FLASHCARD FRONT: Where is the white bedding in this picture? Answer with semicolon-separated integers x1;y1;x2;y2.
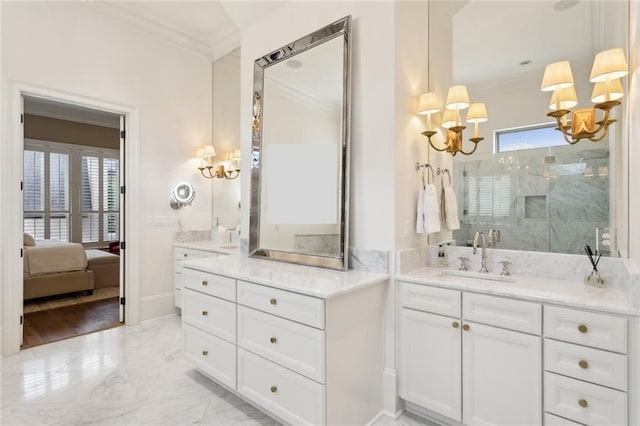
24;239;88;277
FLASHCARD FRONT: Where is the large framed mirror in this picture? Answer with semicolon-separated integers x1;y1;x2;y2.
249;16;351;270
428;0;629;257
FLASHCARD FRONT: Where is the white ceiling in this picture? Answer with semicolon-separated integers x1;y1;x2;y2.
451;0;610;86
101;1;285;61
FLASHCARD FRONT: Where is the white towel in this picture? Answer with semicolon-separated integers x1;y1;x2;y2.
416;186;425;234
443;186;460;230
423;184;441;234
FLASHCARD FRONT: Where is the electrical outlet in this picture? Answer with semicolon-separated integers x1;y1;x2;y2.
596;227;615;254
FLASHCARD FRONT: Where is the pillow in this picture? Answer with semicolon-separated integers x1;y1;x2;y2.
23;233;36;246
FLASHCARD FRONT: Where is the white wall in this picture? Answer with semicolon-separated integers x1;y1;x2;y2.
239;1;396;253
1;2;213;324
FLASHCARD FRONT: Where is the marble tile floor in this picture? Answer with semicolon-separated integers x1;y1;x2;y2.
1;315;431;426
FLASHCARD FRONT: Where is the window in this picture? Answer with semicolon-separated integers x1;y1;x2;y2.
496;123;565;153
81;155;119;243
24;140;118;246
465;174;511;222
23;149;70;241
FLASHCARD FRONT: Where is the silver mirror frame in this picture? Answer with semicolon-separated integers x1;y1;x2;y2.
249;16;352;270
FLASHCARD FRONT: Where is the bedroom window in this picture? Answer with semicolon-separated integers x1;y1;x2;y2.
24;140;119;247
23;150;70;241
81;155;119;244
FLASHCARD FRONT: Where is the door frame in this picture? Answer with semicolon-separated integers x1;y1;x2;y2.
1;81;141;356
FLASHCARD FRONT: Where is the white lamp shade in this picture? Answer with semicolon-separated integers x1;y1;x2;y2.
549;87;578;110
202;144;216;157
418;92;440;115
541;61;574;92
232;149;241;160
591;79;624;103
441;109;458;129
467;103;488;123
590;48;628;83
445;85;470;110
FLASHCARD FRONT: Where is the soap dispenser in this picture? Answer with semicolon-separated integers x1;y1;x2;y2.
437;244;447;267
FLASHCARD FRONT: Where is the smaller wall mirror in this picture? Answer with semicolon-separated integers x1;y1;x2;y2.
170;182;195;209
249;16;351;270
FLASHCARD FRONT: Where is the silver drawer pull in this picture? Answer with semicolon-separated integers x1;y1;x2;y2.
270;336;277;344
578;360;589;369
578;324;588;333
202;350;208;356
270;385;277;393
270;298;277;305
578;399;588;408
202;310;208;316
202;280;208;286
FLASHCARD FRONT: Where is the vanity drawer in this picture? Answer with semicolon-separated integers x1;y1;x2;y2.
544;412;584;426
237;306;325;383
182;288;236;343
399;282;461;317
545;339;627;391
184;323;236;391
463;292;541;335
544;372;627;426
183;269;236;302
544;306;627;353
237;281;325;329
175;247;213;261
237;348;325;426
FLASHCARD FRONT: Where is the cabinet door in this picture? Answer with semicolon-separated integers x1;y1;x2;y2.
399;308;461;422
462;322;541;426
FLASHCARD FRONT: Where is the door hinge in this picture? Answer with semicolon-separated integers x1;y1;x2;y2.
120;130;126;139
20;114;24;124
120;241;126;250
20;315;23;325
120;185;125;195
20;248;23;258
20;181;23;191
120;297;126;306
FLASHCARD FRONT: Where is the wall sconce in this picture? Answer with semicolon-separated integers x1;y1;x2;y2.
541;48;628;145
418;85;488;156
197;145;241;180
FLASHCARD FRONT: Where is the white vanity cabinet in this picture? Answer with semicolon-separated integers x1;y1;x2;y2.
399;282;542;426
174;247;217;308
182;264;387;425
543;305;628;425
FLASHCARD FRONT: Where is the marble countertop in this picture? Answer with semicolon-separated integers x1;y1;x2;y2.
174;240;241;255
398;267;640;316
181;255;389;299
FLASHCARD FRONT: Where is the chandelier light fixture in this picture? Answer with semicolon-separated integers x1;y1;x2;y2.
541;48;628;144
418;85;488;156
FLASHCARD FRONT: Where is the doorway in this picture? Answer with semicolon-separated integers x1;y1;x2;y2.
20;97;125;348
1;82;143;357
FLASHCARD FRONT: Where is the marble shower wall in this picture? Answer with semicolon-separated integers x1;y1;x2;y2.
452;146;610;255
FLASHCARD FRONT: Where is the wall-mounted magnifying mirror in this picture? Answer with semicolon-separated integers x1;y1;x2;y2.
249;16;352;270
170;182;195;209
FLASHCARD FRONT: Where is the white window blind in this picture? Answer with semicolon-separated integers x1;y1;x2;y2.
24;150;45;239
24;140;119;247
23;149;69;241
103;158;119;241
465;174;511;220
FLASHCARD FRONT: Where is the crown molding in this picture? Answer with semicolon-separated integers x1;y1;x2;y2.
97;1;240;61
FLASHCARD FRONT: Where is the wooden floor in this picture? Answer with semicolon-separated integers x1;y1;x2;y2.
22;297;122;349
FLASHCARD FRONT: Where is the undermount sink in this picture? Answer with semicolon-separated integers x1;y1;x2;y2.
436;269;516;283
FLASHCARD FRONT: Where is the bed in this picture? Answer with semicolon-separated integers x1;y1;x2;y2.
23;238;94;300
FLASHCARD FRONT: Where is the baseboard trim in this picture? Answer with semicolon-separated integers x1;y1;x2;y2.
405;401;462;426
140;291;177;321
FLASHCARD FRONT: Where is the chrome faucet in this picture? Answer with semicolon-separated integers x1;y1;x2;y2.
487;229;500;248
473;231;489;273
